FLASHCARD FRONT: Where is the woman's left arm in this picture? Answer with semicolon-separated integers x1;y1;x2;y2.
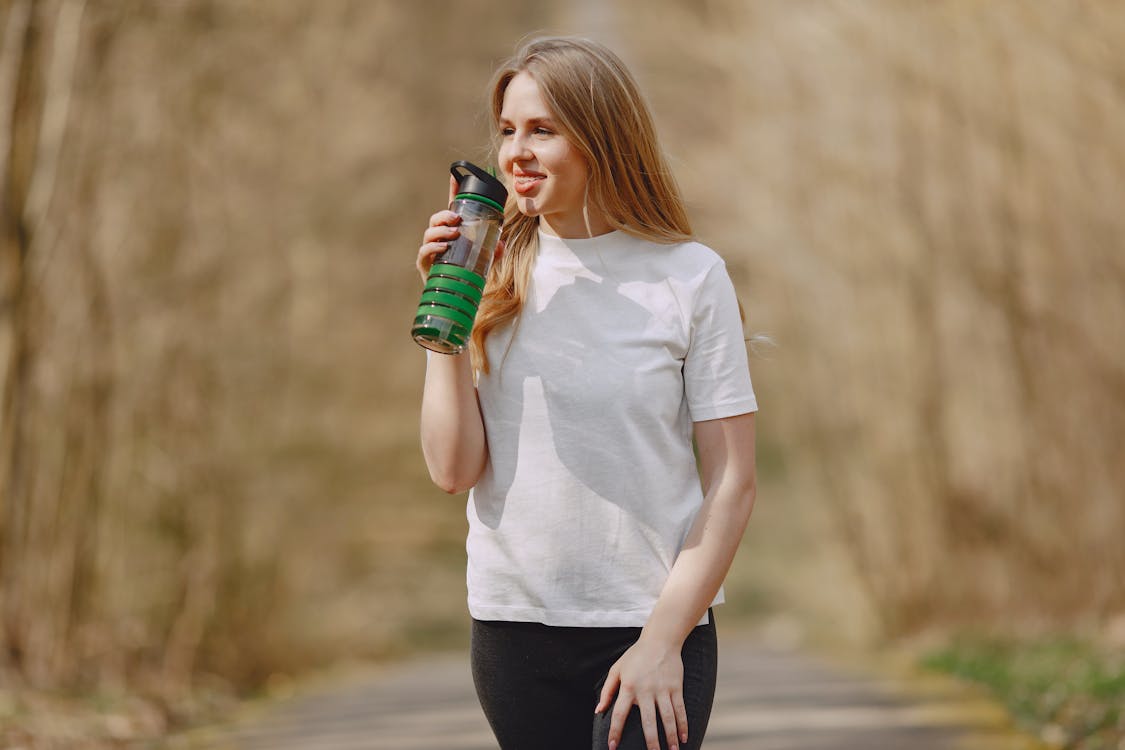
596;411;757;750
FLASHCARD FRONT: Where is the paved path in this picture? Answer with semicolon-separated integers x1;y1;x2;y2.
176;636;1031;750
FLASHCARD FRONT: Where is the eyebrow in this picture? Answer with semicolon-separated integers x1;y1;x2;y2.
498;115;556;126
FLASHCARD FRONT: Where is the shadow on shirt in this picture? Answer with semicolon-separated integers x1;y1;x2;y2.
473;270;693;530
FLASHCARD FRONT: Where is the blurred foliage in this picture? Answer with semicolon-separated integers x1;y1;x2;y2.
923;637;1125;749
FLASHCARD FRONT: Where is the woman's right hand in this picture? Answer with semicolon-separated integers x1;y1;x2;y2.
416;176;461;283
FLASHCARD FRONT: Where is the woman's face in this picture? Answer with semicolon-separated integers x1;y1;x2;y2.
498;72;606;238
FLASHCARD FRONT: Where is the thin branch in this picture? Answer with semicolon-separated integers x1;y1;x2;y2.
0;0;33;198
23;0;86;242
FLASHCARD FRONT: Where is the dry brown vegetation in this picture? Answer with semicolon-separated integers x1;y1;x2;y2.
0;0;1122;743
671;0;1125;636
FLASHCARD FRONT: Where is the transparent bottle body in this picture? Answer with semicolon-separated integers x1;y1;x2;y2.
412;197;503;355
441;198;502;277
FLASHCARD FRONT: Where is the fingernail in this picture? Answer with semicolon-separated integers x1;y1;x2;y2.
608;743;616;750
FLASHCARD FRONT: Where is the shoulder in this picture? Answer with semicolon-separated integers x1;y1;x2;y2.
622;235;727;280
668;240;726;273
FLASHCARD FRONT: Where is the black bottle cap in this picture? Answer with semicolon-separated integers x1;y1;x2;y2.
451;160;508;211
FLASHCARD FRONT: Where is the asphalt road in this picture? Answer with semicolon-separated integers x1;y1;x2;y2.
176;635;1033;750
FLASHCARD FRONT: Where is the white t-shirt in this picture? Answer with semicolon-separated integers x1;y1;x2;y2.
465;230;757;627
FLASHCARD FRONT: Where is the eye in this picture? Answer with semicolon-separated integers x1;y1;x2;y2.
533;126;553;136
500;126;515;137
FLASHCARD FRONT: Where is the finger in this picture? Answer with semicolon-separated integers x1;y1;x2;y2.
595;669;619;714
672;689;689;746
416;242;449;278
428;209;462;228
657;694;679;750
422;223;460;244
639;698;660;750
608;690;632;750
448;174;458;205
493;237;505;263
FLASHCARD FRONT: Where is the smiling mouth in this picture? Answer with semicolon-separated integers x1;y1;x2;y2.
513;173;545;195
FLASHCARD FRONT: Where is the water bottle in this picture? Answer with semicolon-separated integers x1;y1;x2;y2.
412;160;508;355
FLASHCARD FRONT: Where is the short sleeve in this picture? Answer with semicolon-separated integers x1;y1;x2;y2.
683;261;758;422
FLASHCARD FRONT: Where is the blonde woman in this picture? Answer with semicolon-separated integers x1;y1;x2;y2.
416;36;758;750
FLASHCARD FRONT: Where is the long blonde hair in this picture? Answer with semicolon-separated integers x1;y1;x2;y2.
470;36;693;373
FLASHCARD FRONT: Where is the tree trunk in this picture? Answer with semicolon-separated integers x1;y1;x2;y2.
0;0;38;677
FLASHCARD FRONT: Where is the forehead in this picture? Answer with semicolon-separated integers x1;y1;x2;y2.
499;71;553;121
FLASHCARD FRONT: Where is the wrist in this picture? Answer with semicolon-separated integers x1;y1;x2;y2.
637;623;687;653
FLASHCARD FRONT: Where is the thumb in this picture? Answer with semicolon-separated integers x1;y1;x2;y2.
448;175;458;206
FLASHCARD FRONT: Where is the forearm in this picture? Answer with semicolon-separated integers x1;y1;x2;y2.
641;473;756;648
420;351;488;493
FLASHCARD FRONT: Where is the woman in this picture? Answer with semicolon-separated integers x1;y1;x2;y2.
416;36;758;750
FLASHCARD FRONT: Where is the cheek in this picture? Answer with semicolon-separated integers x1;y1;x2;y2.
557;145;588;181
497;143;515;173
557;156;589;194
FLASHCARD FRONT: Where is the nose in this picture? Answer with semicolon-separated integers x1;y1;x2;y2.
509;130;533;161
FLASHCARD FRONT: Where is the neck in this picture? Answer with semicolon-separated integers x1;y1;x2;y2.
539;207;614;239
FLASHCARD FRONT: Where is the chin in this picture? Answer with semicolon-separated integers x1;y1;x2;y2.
517;197;542;217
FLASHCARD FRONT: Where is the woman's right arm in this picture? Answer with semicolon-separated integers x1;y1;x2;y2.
416;195;489;494
420;350;487;494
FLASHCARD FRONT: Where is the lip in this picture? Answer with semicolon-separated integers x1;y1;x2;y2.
512;172;546;195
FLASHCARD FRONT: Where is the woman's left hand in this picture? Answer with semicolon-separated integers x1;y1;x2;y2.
595;636;688;750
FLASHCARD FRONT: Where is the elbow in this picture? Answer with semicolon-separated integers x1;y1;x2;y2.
427;456;485;495
742;479;757;522
421;437;486;495
702;470;757;524
729;475;757;527
432;473;474;495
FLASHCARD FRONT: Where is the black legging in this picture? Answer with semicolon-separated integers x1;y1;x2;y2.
471;612;718;749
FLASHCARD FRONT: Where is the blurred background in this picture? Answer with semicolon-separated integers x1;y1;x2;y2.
1;0;1123;746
